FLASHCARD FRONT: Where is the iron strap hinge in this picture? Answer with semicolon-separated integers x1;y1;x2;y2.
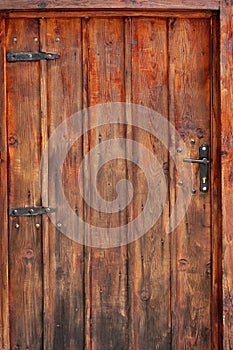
9;207;56;217
6;51;60;62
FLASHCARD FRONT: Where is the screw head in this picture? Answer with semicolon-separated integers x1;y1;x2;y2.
29;208;34;214
191;139;195;145
203;187;207;192
46;207;51;213
55;37;61;42
36;223;40;229
13;37;17;42
202;146;207;151
34;37;39;42
177;148;182;153
192;189;196;194
178;180;184;186
57;222;62;228
15;223;20;229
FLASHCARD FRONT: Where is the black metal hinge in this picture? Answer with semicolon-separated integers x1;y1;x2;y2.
7;51;60;62
9;206;56;217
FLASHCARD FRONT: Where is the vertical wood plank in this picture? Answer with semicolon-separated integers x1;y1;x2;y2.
211;14;222;350
221;1;233;349
169;18;212;349
0;16;10;350
82;17;92;350
6;18;43;349
87;17;128;350
45;18;85;350
39;17;52;350
128;17;171;349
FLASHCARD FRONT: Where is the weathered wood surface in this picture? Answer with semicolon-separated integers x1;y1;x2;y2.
0;0;220;10
0;16;9;350
211;15;222;350
45;18;85;349
169;18;212;349
128;17;171;349
221;1;233;349
86;17;128;350
5;10;216;18
1;12;221;350
6;18;43;349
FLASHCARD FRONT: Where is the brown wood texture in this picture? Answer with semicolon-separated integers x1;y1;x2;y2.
221;1;233;349
128;17;171;349
87;17;128;350
211;14;222;350
0;16;9;350
0;0;220;10
168;18;212;349
6;18;43;349
2;12;222;350
45;18;85;349
5;10;215;19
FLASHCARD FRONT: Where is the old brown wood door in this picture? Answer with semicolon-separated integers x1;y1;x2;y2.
2;10;221;350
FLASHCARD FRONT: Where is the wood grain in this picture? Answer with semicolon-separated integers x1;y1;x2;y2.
221;1;233;349
0;16;9;350
6;10;215;19
86;17;128;350
1;11;223;350
211;14;222;350
128;17;171;349
169;18;212;349
0;0;220;10
45;18;85;349
6;18;43;349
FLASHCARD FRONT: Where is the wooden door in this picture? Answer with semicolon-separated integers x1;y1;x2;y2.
1;11;221;350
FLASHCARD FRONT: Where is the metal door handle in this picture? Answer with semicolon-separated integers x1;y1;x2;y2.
183;144;209;193
183;158;209;165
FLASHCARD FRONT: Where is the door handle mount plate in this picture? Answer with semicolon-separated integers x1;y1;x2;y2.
183;144;209;193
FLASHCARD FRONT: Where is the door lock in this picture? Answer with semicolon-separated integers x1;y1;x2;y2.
183;144;210;193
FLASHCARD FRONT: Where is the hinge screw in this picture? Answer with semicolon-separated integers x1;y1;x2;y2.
203;187;207;192
29;208;34;214
13;209;18;215
46;207;51;213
